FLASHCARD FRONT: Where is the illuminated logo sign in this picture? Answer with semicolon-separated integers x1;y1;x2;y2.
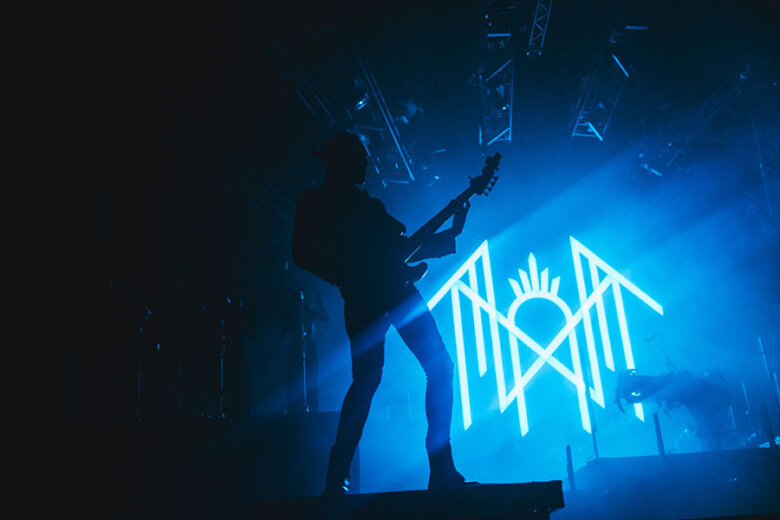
427;237;663;435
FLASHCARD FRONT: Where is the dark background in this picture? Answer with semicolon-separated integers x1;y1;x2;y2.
7;0;779;507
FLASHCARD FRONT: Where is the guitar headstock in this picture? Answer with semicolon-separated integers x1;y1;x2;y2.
469;153;501;196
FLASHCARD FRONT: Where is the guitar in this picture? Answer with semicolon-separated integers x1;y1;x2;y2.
382;153;501;302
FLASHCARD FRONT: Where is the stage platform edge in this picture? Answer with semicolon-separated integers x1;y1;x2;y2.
255;481;564;520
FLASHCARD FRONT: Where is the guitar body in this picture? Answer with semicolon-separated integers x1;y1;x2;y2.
403;261;429;284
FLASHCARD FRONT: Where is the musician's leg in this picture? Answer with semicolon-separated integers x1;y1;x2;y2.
334;335;384;454
394;290;454;455
395;289;471;488
325;311;388;494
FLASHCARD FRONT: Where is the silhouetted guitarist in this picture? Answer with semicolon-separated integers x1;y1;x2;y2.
293;133;481;495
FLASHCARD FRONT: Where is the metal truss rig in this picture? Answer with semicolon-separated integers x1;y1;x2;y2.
478;0;519;148
571;26;646;141
351;43;415;184
265;33;415;184
571;53;629;141
526;0;554;57
265;37;335;128
646;63;752;175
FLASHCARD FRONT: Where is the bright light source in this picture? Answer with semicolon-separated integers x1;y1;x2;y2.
428;237;663;435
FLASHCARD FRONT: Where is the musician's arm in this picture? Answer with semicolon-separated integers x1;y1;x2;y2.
410;201;470;260
413;231;457;259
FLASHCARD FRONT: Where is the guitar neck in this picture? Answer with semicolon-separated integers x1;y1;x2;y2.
408;186;474;246
403;153;500;262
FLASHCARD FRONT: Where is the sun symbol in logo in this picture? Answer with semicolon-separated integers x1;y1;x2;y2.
506;253;588;435
507;253;572;323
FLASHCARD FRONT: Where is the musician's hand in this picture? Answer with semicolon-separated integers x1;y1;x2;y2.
452;201;470;235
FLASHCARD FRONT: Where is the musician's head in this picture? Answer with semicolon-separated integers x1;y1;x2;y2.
315;132;368;186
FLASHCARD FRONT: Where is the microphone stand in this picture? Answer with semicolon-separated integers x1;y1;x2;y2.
217;296;231;419
299;291;310;414
136;306;152;423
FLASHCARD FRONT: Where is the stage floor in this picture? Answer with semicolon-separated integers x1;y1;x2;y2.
256;481;564;520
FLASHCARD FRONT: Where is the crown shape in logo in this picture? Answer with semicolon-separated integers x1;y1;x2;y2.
508;253;561;300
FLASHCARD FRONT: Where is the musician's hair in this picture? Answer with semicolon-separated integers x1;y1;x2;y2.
313;133;367;184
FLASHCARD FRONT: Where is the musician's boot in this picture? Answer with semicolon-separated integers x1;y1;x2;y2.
427;442;477;490
323;443;353;496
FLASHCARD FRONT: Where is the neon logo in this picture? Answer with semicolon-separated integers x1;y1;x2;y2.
427;237;663;435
